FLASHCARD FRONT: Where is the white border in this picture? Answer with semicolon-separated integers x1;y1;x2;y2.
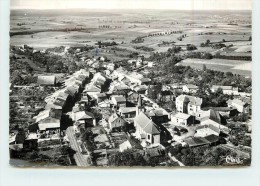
1;0;259;186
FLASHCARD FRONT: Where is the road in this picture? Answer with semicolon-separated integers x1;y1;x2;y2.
66;126;90;167
168;153;185;166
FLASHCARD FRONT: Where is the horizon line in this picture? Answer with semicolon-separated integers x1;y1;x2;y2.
10;8;252;11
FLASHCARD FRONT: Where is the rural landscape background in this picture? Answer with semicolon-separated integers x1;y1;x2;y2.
10;9;251;76
9;6;252;167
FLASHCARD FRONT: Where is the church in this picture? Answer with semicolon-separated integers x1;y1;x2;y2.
134;95;161;146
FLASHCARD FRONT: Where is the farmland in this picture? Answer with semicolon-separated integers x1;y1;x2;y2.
178;58;251;77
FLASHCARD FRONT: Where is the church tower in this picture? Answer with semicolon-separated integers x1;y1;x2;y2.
136;94;145;116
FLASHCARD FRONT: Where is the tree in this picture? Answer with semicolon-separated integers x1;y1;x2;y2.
108;149;147;166
203;64;207;71
204;52;213;59
46;64;50;72
186;44;197;51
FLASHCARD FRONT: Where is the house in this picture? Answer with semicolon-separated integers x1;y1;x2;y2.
108;113;126;131
119;140;132;152
199;109;229;134
93;93;107;103
84;85;101;97
134;112;160;145
107;63;115;71
201;107;238;118
170;83;183;90
73;69;90;79
147;108;169;123
37;75;56;86
147;61;154;67
118;76;131;86
93;72;106;83
127;91;139;103
118;107;136;118
64;76;84;89
128;59;136;65
184;135;219;148
9;130;26;145
159;90;174;102
94;79;106;89
194;124;220;137
98;100;111;109
183;84;198;93
65;85;78;99
111;84;131;95
175;95;202;115
139;78;151;85
111;95;126;107
136;59;143;67
227;99;250;113
9;83;13;93
34;109;62;131
45;102;63;111
72;111;96;128
211;85;239;95
171;112;194;126
45;91;70;111
133;85;148;94
125;72;144;85
104;69;111;76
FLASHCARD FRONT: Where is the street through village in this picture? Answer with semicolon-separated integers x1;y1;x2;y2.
66;126;90;167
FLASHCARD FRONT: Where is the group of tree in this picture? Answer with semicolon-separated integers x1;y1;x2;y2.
186;44;197;51
96;41;118;48
166;144;250;166
131;37;144;43
108;149;178;167
80;127;96;152
186;51;213;59
177;34;187;41
99;25;111;28
147;83;163;101
147;48;251;93
200;39;211;47
133;46;154;52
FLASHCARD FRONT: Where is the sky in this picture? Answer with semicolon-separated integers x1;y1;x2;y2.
10;0;252;10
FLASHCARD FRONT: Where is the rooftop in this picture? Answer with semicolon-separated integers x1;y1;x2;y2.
185;84;198;89
108;113;120;124
112;95;126;102
37;76;56;85
200;109;222;124
74;111;95;121
212;85;233;90
119;107;136;114
135;112;160;135
173;112;191;120
176;95;202;106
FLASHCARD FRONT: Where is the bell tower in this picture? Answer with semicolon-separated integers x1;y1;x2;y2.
136;94;145;116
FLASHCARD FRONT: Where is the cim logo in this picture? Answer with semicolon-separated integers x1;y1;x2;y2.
226;155;243;164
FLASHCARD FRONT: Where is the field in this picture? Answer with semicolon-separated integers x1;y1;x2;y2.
178;58;251;77
10;9;251;49
10;9;252;74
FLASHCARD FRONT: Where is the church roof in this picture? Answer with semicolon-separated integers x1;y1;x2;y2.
135;112;160;135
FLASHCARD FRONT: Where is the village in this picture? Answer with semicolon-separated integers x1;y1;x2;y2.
8;42;252;167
